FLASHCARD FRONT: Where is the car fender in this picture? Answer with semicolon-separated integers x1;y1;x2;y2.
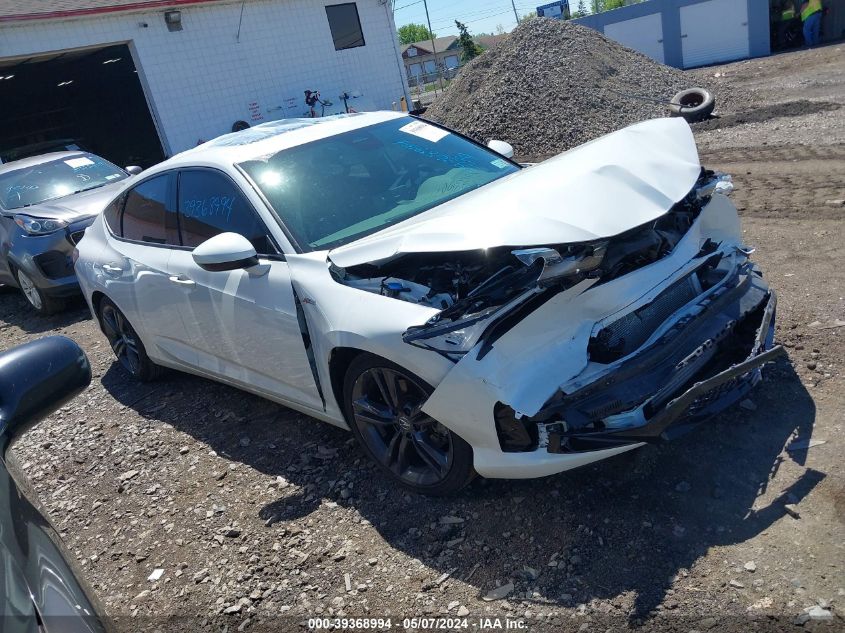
286;252;457;419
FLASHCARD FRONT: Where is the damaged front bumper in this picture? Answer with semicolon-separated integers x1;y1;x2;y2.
421;235;781;479
543;281;780;453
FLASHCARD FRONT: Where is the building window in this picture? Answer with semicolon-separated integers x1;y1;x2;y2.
407;47;417;57
325;3;365;50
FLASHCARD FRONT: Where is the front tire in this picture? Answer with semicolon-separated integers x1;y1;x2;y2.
16;269;64;315
343;353;475;495
98;297;163;382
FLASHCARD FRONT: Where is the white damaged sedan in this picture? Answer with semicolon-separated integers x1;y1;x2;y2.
74;112;781;495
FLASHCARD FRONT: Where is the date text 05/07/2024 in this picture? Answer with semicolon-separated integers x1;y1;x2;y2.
307;617;528;630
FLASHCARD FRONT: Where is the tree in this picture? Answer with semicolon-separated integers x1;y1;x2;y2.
455;20;483;62
572;0;588;18
397;23;436;45
521;11;537;21
590;0;644;12
475;25;505;37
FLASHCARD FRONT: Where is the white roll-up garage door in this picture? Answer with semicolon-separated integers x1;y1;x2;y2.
604;13;665;64
680;0;750;68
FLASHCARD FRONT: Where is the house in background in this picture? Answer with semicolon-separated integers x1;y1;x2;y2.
0;0;411;166
401;34;506;85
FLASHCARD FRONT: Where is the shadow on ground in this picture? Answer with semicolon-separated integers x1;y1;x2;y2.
0;290;90;335
692;100;840;132
101;355;818;623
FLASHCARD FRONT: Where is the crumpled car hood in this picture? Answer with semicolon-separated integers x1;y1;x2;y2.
328;118;701;268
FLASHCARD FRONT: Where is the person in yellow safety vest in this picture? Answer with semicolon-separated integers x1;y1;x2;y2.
801;0;823;47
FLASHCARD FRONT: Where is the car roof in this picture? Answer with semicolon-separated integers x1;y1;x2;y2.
162;111;409;170
0;151;91;175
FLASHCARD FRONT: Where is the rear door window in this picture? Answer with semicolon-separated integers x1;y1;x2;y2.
177;169;276;254
122;174;178;244
103;196;124;236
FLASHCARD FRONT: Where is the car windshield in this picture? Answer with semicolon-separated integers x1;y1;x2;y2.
0;153;127;211
238;118;519;251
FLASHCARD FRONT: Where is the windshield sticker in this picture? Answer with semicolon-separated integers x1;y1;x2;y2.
105;174;122;180
399;121;450;143
64;157;94;169
491;158;510;169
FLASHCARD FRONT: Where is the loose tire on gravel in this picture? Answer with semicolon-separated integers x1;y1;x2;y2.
98;297;164;382
669;88;716;122
342;353;475;495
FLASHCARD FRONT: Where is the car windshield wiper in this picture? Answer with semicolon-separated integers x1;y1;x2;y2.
72;182;111;195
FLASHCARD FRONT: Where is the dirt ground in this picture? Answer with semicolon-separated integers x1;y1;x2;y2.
3;45;844;632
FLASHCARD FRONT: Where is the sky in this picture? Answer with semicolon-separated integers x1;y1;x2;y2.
392;0;548;38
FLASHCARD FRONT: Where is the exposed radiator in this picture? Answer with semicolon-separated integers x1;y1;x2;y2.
589;274;701;363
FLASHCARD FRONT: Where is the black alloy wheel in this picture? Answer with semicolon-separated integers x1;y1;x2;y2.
98;297;162;381
343;354;474;495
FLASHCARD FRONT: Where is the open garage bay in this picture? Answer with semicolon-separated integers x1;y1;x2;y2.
0;43;164;167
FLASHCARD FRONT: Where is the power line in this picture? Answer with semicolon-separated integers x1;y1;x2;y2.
427;5;515;23
430;8;514;29
397;1;524;31
429;5;516;23
393;0;424;11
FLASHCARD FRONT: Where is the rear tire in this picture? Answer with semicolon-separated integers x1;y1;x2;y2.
669;88;716;122
16;269;64;315
98;297;163;382
342;353;475;496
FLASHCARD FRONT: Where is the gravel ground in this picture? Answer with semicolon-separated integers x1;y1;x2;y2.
3;44;845;632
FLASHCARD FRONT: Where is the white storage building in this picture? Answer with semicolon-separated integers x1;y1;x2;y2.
570;0;775;69
0;0;411;167
572;0;844;69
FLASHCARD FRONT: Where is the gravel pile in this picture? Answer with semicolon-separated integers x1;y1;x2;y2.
426;18;724;159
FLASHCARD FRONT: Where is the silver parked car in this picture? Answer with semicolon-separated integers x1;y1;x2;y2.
0;152;136;314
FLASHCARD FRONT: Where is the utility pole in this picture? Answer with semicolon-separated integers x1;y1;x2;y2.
422;0;444;94
511;0;520;25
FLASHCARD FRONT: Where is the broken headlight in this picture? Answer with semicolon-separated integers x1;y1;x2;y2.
403;245;606;359
403;306;504;360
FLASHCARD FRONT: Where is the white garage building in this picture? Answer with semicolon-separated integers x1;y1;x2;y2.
573;0;773;69
0;0;410;166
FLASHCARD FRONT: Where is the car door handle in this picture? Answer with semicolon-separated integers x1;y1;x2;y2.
169;275;196;287
102;264;123;275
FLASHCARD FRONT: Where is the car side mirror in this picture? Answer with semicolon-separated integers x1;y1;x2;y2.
192;232;259;272
125;165;143;175
487;140;514;159
0;337;91;445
